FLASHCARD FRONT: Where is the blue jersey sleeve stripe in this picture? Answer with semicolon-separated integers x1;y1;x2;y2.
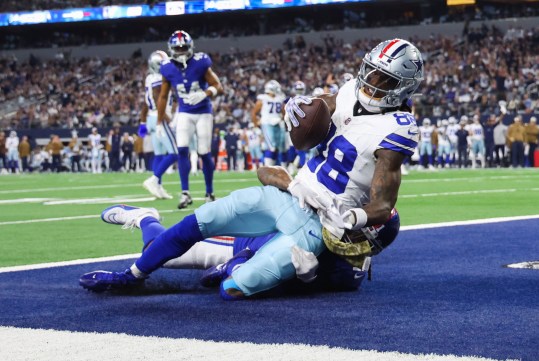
378;141;415;156
386;133;418;148
151;81;162;87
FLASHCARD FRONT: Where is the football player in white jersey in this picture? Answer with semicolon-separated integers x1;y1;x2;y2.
436;119;451;168
141;50;177;200
469;115;485;168
446;116;459;165
88;127;102;174
251;80;286;166
78;39;424;301
418;118;435;170
245;123;263;170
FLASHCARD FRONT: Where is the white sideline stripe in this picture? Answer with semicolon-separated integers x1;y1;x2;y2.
44;196;157;205
0;198;55;204
0;326;502;361
0;178;254;194
399;188;520;198
0;209;183;226
2;214;539;274
404;174;538;183
400;214;539;231
0;254;141;273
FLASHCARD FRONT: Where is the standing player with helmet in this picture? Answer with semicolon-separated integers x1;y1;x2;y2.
79;39;423;301
141;50;177;200
157;30;223;209
251;80;286;166
418;118;435;169
88;127;102;174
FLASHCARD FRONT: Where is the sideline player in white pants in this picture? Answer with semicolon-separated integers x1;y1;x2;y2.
141;50;178;199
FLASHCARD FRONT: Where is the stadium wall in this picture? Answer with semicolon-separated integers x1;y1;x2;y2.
2;16;537;60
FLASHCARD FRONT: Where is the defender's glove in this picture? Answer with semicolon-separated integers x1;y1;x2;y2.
342;208;368;231
138;123;148;138
155;124;165;138
185;90;207;105
288;177;332;211
284;95;312;131
291;245;318;283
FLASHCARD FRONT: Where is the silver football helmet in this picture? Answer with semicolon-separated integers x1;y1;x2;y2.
148;50;169;74
312;87;324;97
264;80;281;95
356;39;423;112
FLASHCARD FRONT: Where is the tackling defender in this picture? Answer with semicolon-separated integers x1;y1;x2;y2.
80;167;401;296
157;30;223;209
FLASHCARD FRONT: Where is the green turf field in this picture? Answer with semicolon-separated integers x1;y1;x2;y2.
1;168;538;267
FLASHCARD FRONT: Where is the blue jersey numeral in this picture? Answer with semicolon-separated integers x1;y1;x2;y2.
306;134;358;194
393;113;416;125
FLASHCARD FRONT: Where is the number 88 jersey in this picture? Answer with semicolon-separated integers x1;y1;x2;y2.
294;81;419;210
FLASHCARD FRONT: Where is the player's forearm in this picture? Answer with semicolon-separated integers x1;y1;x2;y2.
257;166;293;191
140;103;148;123
157;97;167;123
362;151;402;226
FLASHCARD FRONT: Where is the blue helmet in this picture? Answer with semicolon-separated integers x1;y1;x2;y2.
168;30;194;66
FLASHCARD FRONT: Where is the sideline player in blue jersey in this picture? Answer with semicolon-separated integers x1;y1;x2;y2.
140;50;177;200
157;30;223;209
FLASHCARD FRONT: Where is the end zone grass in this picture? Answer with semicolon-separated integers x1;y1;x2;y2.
0;168;538;267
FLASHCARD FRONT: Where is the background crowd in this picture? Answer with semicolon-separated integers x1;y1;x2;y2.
0;1;537;173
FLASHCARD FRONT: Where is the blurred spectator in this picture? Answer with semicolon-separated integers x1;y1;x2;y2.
109;125;122;172
133;133;144;172
68;130;83;172
493;117;508;167
47;134;63;172
121;132;134;172
456;121;469;168
0;131;6;173
525;116;538;167
507;115;526;168
18;135;31;172
224;126;239;171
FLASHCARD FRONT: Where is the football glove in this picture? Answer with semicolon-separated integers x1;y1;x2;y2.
138;123;148;138
155;124;165;138
284;95;312;131
185;90;207;105
288;177;333;211
291;245;318;283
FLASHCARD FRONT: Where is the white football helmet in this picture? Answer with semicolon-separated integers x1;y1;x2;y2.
422;118;431;126
356;38;423;112
312;87;324;97
264;80;281;95
148;50;169;74
341;72;354;85
168;30;194;67
293;80;306;95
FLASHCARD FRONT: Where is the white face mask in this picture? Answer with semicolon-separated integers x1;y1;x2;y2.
357;87;383;113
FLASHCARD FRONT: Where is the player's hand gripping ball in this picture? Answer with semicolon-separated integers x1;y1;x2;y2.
284;95;332;151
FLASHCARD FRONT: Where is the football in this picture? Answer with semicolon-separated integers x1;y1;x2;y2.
289;97;332;151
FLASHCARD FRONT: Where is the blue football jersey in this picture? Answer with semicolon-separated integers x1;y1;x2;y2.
160;52;212;114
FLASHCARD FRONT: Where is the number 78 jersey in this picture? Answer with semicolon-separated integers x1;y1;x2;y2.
294;81;418;210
